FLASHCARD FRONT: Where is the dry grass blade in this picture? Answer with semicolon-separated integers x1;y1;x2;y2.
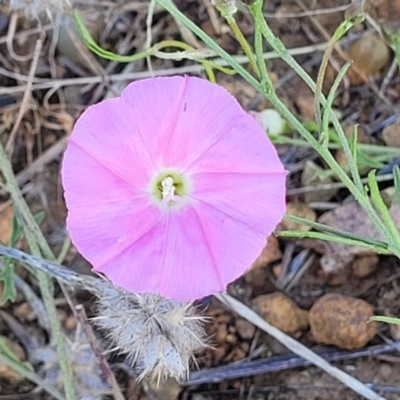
215;292;386;400
74;304;124;400
0;42;331;95
15;137;68;187
5;38;42;155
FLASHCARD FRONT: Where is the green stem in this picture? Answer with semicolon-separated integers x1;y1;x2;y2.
225;15;259;76
253;8;273;94
249;0;395;250
321;61;364;192
368;171;400;254
75;9;234;79
276;230;391;254
251;2;365;185
155;0;263;91
273;135;400;157
283;214;391;249
0;141;76;400
314;17;361;129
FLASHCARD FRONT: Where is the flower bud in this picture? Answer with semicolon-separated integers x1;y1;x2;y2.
211;0;237;17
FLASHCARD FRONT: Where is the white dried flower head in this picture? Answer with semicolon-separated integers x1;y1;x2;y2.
31;328;110;400
94;281;208;382
8;0;71;19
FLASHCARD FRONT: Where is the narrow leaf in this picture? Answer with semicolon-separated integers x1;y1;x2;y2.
369;315;400;326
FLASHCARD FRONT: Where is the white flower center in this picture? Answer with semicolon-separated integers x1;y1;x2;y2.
161;176;175;198
161;176;181;204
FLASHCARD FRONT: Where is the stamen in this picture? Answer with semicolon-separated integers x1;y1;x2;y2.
161;176;181;204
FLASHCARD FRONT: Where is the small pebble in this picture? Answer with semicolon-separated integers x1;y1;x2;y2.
225;333;237;344
215;324;227;343
235;318;256;339
252;291;309;334
309;293;377;349
351;255;378;278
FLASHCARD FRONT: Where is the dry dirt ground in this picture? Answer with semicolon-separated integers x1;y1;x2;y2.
2;0;400;399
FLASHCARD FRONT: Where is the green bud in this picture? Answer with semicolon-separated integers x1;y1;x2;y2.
211;0;237;17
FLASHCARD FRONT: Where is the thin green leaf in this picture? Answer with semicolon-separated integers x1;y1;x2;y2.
0;336;25;364
0;212;45;304
10;213;23;245
283;214;390;248
348;124;358;167
368;170;400;251
369;315;400;326
381;21;400;69
315;10;363;130
33;212;45;225
393;165;400;207
356;150;384;169
0;261;17;303
276;230;391;254
74;10;153;62
0;214;22;303
321;62;351;147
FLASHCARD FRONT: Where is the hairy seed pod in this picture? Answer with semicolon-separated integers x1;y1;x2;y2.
94;281;208;382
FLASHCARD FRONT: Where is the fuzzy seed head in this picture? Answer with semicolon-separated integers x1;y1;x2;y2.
94;281;208;382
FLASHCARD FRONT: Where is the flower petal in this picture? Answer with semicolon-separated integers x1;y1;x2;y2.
66;97;155;189
190;171;286;234
67;198;162;268
62;142;144;210
185;112;285;174
94;196;278;301
121;76;245;170
95;206;223;300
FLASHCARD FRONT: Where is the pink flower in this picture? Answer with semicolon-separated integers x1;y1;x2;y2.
61;76;286;300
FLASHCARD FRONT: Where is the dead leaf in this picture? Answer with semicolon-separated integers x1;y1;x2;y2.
295;91;315;120
0;203;13;244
